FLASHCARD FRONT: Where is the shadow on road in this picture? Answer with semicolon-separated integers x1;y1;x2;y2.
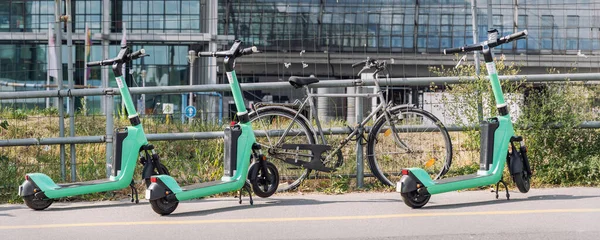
44;201;150;212
167;197;400;218
424;194;600;210
0;205;24;212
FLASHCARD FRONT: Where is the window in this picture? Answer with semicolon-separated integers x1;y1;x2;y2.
511;15;525;50
541;15;554;50
566;15;579;50
120;0;201;33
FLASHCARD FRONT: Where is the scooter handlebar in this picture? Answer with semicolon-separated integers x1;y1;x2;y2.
240;46;258;55
443;44;483;55
199;46;259;58
130;49;146;59
498;30;528;44
444;30;528;54
87;48;147;67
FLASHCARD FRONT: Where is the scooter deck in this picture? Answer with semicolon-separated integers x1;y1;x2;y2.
57;179;114;188
181;180;234;191
434;173;485;184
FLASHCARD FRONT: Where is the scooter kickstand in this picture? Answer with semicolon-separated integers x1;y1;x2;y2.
495;179;510;200
129;180;139;204
237;181;254;205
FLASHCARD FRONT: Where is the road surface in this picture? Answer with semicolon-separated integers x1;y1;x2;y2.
1;187;599;240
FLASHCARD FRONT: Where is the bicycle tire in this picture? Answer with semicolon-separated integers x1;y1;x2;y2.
367;107;452;186
248;107;315;192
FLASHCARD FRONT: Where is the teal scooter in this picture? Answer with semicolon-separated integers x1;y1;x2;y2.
398;29;532;208
18;46;169;210
145;40;279;215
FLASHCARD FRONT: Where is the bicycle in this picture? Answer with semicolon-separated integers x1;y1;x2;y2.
249;58;452;191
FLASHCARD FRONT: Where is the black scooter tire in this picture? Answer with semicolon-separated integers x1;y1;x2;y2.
250;161;280;198
23;195;53;210
513;171;531;193
400;191;430;209
150;197;178;215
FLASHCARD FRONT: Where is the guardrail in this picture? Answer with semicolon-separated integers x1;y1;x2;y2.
2;72;600;100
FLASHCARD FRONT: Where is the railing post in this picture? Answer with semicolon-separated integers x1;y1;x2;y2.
105;93;114;178
65;0;77;182
54;0;66;181
188;50;197;125
356;73;369;188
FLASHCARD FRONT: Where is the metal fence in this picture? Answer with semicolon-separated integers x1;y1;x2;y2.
2;72;600;189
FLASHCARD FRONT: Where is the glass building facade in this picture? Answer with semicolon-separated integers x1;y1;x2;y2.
2;0;600;112
0;0;209;113
219;0;600;54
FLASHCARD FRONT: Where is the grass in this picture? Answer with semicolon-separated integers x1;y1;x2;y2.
2;106;597;204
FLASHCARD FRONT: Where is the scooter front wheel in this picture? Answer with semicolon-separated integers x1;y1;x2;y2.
23;195;53;210
249;161;280;198
400;191;430;209
513;171;531;193
150;197;179;215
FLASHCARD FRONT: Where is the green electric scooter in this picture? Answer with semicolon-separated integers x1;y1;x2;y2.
398;29;532;208
18;46;169;210
145;40;279;215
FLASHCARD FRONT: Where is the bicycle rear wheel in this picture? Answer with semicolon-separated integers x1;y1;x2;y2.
367;107;452;186
249;108;315;192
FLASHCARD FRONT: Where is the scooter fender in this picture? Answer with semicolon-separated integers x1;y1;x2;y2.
508;149;524;175
397;174;418;193
18;180;36;197
145;181;168;201
21;173;59;193
145;175;182;201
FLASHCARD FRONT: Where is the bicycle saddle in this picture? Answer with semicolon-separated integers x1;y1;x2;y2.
288;76;319;88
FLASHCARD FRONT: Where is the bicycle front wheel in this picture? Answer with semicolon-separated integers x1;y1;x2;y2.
249;108;315;192
367;107;452;186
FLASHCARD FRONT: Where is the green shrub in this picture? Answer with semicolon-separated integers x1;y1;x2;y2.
431;56;600;186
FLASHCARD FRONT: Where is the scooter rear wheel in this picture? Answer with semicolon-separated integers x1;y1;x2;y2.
249;161;280;198
150;197;178;215
23;195;53;210
400;190;430;209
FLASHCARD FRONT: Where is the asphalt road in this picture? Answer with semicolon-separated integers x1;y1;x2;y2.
1;187;599;240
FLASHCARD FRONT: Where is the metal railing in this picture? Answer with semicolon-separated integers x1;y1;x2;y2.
2;72;600;184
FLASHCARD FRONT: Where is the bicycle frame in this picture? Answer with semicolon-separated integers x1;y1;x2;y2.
270;72;410;163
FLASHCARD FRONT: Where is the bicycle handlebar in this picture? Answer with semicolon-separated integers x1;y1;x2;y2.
443;30;528;55
353;58;388;76
351;60;367;68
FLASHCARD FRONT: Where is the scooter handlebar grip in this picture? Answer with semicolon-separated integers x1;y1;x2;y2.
198;51;216;57
87;59;114;67
86;61;103;67
130;49;145;59
241;46;258;55
501;30;528;43
443;47;463;55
